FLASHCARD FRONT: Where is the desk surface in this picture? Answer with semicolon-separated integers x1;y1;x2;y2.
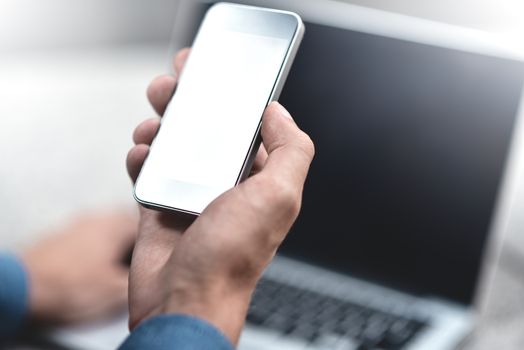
2;45;524;350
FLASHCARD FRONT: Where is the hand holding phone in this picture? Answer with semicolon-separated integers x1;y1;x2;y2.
134;3;304;214
127;98;315;345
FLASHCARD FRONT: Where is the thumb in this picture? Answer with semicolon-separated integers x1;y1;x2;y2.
259;102;315;187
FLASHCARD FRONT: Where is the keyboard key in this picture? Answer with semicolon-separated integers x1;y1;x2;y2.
310;333;358;350
246;277;427;349
287;323;319;342
378;319;424;348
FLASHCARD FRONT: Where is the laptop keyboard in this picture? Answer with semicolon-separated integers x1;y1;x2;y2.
247;278;427;349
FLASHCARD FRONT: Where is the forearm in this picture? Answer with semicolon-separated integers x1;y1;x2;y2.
0;253;29;340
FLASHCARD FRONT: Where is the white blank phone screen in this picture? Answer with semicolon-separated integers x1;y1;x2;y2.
144;27;290;190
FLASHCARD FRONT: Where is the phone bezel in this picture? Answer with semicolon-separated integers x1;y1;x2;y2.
134;2;305;215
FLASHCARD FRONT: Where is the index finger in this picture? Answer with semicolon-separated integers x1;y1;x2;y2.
147;48;191;116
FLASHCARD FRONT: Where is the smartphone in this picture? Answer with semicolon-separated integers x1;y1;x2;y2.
134;2;305;215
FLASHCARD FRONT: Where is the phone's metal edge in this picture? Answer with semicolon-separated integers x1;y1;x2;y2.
135;196;201;216
134;172;201;216
236;12;305;184
134;4;305;215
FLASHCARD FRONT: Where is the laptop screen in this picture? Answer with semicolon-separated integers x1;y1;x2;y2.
277;22;524;305
172;2;524;306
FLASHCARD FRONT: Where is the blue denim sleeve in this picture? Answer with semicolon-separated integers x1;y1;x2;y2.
0;253;29;340
119;314;234;350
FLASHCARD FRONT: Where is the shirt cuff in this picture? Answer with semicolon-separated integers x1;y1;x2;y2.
0;253;29;339
119;314;234;350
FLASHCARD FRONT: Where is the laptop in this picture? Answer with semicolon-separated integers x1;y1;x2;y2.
50;1;524;349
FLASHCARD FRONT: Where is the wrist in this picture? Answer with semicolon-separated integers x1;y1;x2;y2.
163;277;255;345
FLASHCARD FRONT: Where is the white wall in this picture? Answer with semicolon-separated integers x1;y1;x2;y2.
0;0;177;51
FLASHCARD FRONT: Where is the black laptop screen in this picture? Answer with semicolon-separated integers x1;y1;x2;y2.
277;22;524;305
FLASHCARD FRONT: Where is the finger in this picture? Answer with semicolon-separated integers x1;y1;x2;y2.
251;144;268;175
258;102;315;188
146;49;191;116
173;48;191;75
126;145;150;183
62;266;130;324
133;118;161;145
97;267;130;318
147;75;177;116
111;266;131;293
103;212;138;252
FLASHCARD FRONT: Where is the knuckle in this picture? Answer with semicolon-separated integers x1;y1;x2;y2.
132;126;142;144
263;177;301;215
297;132;316;160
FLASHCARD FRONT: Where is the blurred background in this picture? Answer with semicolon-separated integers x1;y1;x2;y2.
1;0;524;349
